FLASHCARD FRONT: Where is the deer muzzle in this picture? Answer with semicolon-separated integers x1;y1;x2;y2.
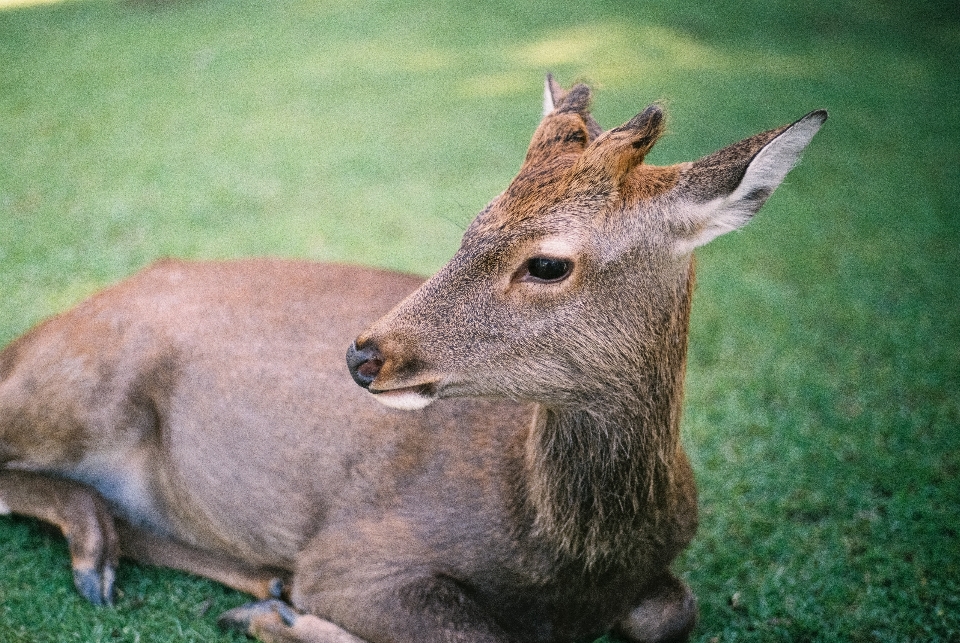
345;339;439;411
346;341;383;389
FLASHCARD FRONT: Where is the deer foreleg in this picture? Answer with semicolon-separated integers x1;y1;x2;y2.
0;469;119;606
219;599;368;643
219;575;519;643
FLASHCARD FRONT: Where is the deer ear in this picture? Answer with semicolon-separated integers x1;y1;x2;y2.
543;73;566;116
672;109;827;254
523;84;593;165
541;75;604;140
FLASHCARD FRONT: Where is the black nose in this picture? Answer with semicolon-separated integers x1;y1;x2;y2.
346;341;383;389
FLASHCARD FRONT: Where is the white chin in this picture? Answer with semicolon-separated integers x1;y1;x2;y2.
371;389;436;411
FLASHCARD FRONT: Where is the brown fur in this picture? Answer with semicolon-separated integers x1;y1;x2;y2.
0;78;825;643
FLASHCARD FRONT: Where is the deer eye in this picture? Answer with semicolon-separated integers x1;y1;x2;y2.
524;257;573;282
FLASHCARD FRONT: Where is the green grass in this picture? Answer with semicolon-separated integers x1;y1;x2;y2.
1;0;958;641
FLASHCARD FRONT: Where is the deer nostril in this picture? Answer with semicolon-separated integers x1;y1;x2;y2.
346;341;383;389
357;358;383;379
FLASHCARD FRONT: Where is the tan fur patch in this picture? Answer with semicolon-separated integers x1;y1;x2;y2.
621;164;682;204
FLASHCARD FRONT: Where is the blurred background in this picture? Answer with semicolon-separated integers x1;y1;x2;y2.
1;0;957;641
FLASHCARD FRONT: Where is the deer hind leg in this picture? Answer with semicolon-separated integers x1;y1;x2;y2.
615;572;698;643
117;522;291;600
0;470;119;606
0;472;292;606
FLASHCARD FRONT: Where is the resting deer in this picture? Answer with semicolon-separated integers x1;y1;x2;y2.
0;76;825;642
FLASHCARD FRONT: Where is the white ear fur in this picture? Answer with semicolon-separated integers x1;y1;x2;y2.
543;77;556;116
730;111;826;205
675;110;826;254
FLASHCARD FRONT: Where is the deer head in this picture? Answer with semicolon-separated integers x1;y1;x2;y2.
347;78;826;413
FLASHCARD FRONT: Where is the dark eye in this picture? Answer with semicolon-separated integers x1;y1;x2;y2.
525;257;572;282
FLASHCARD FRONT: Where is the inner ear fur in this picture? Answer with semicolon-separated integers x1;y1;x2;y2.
675;123;793;203
543;74;569;115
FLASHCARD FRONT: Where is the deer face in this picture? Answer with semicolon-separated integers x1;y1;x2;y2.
347;79;826;411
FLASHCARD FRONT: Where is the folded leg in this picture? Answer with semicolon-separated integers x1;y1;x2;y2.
614;573;698;643
218;574;519;643
0;470;118;606
117;521;290;599
219;599;367;643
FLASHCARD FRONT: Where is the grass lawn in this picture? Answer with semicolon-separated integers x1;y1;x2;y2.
1;0;958;641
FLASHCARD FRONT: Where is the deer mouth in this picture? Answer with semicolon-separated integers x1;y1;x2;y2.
368;383;438;411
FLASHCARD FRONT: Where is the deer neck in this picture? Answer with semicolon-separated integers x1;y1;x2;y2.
522;262;695;572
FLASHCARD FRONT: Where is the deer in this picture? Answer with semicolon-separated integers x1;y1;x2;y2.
0;76;825;643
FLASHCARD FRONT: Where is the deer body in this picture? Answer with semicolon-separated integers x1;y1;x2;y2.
0;78;824;643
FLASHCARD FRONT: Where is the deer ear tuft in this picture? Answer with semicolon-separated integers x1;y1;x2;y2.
575;104;666;182
616;104;665;155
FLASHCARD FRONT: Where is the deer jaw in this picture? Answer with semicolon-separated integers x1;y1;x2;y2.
348;83;826;414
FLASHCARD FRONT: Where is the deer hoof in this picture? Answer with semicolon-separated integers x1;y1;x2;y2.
72;565;115;607
268;576;286;599
218;598;299;633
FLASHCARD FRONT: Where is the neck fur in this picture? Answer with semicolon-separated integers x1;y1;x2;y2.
523;263;694;571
